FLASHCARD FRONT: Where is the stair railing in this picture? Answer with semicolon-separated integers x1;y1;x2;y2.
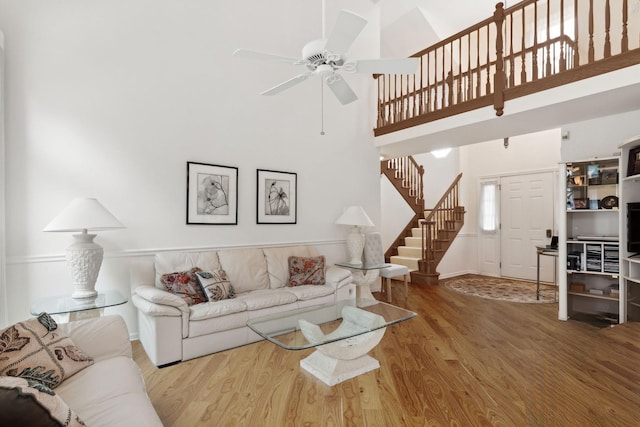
420;173;463;270
375;0;640;136
382;156;424;211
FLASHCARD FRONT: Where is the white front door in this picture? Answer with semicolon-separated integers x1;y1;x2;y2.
500;172;556;282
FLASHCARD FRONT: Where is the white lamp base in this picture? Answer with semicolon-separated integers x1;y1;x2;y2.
66;233;103;299
346;227;364;266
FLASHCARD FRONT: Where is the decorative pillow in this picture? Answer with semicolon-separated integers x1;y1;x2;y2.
0;314;93;389
160;267;207;305
288;256;326;286
0;376;85;426
195;269;236;301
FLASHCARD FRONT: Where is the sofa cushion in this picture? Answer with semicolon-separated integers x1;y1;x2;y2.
159;267;207;306
187;311;251;338
55;356;163;427
235;289;298;311
0;315;93;389
195;269;236;301
288;256;326;286
217;248;269;293
284;284;336;301
0;376;85;426
263;246;319;289
154;251;221;287
189;299;247;321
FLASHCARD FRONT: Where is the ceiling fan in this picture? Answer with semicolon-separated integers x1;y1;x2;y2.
233;8;419;106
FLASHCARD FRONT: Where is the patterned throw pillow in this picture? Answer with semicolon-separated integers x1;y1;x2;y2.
195;269;236;301
0;376;86;426
0;314;93;389
288;256;326;286
160;267;207;306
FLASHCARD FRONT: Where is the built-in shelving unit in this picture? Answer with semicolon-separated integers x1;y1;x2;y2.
619;135;640;322
559;156;622;323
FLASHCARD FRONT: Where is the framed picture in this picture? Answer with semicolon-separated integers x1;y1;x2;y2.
587;164;601;185
628;146;640;177
573;198;588;209
257;169;297;224
601;168;618;185
187;162;238;225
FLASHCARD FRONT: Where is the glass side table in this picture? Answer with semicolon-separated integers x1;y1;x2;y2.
30;290;128;322
335;262;391;300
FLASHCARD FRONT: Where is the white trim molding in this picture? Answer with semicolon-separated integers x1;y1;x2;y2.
6;239;347;265
0;31;7;326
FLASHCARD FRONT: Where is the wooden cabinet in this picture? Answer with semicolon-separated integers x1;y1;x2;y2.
559;156;622;323
619;135;640;322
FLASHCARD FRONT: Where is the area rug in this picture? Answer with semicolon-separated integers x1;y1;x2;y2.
443;275;556;303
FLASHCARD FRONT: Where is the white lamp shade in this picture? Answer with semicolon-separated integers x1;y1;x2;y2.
335;206;374;227
43;198;124;232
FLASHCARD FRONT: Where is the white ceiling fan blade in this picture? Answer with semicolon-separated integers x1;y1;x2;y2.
233;48;302;64
324;10;367;55
350;58;420;75
261;73;312;96
325;74;358;105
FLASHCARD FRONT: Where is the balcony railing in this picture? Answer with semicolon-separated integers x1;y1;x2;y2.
375;0;640;137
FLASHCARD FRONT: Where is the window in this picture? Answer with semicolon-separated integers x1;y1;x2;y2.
479;181;499;232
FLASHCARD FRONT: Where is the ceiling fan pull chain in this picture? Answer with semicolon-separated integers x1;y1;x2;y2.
320;79;325;136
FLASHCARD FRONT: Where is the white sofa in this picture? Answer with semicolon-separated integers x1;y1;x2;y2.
131;245;355;367
56;315;162;426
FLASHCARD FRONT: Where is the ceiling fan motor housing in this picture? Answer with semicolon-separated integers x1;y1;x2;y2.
302;39;344;71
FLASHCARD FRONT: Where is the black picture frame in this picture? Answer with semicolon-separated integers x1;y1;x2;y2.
186;161;238;225
256;169;297;224
628;146;640;177
573;198;588;209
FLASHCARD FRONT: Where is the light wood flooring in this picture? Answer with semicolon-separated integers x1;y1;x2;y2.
132;278;640;426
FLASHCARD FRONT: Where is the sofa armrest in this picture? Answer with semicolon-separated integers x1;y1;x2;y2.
132;285;189;315
132;287;191;341
57;315;132;362
132;294;184;317
326;266;352;287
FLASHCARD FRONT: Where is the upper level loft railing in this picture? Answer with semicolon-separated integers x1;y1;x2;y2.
374;0;640;137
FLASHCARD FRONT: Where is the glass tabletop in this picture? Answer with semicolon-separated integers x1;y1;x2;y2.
30;290;128;316
335;262;392;271
246;299;416;350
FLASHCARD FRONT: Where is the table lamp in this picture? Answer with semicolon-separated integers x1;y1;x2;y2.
43;198;124;299
335;206;374;266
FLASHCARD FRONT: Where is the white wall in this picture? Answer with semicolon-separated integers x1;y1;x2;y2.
460;129;562;232
560;110;640;162
0;0;382;332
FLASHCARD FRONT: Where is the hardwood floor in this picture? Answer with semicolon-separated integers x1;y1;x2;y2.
132;279;640;426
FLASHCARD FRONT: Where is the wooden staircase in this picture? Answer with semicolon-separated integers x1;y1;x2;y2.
381;158;464;285
381;157;424;267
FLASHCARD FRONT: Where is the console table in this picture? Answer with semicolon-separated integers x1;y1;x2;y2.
335;262;390;300
536;246;558;301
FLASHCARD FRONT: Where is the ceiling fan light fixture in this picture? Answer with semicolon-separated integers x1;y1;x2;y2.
316;64;334;77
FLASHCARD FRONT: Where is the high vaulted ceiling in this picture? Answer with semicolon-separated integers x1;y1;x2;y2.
379;0;501;57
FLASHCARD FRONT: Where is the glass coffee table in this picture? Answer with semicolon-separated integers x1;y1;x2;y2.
247;299;416;386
